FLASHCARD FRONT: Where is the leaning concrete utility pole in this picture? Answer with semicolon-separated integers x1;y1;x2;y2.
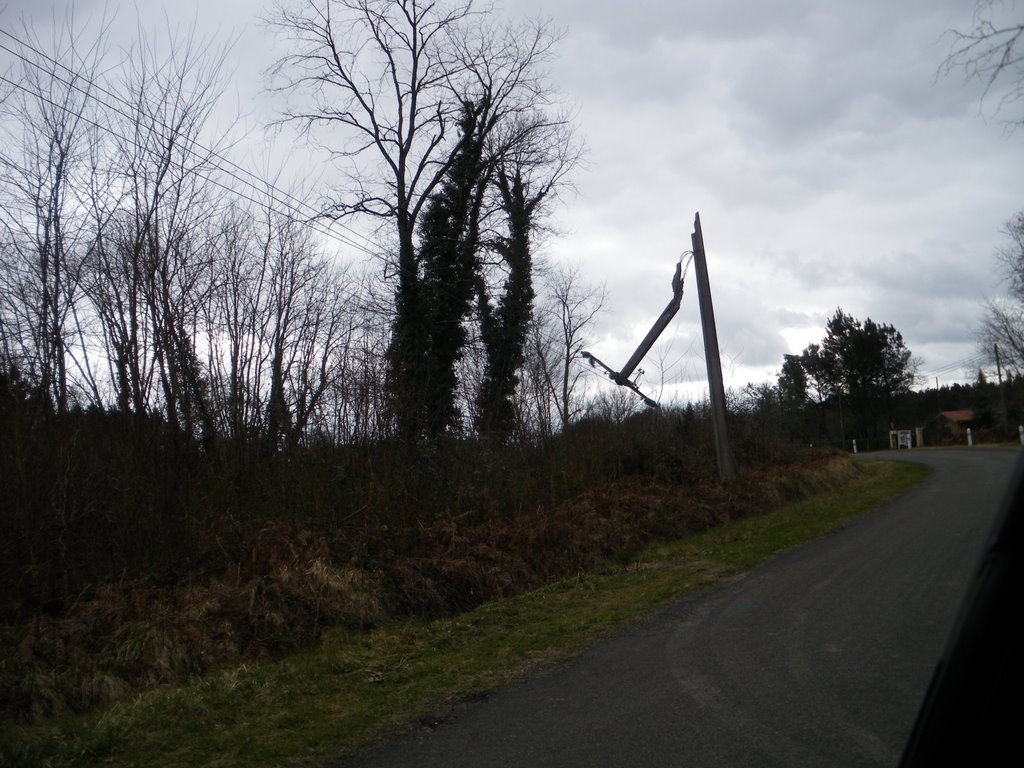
692;213;736;480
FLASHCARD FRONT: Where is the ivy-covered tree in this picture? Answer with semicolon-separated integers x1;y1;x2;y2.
415;100;492;437
474;165;538;438
269;1;572;440
475;112;578;440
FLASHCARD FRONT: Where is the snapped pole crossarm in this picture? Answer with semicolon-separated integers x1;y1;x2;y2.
580;351;659;408
581;256;688;409
614;258;685;385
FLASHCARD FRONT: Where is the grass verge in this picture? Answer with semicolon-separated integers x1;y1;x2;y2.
0;459;928;768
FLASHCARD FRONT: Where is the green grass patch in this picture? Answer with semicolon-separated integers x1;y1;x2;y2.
0;459;927;768
641;459;928;573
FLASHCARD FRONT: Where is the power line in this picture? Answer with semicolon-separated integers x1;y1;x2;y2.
0;26;378;254
0;26;380;258
0;70;377;259
920;354;989;380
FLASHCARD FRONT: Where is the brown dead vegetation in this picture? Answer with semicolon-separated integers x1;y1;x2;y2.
1;433;846;725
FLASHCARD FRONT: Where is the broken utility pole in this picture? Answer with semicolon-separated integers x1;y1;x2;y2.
692;213;735;480
581;212;735;481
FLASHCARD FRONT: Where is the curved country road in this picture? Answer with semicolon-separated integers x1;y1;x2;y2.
332;449;1018;768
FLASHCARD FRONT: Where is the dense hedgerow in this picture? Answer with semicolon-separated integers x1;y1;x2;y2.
1;369;828;724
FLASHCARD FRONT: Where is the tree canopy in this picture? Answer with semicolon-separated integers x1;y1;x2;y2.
784;309;916;441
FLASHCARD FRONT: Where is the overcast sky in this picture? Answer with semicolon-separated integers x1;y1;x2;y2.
3;0;1022;403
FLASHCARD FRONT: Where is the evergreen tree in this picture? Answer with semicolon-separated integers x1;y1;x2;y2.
797;308;916;440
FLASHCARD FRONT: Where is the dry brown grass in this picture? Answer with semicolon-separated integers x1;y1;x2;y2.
0;521;387;723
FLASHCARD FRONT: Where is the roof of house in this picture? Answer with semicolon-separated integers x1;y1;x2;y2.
940;409;975;423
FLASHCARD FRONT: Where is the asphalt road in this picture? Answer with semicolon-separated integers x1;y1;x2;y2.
334;449;1019;768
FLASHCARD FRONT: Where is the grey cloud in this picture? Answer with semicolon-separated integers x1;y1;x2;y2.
773;307;823;328
26;0;1007;390
720;321;790;367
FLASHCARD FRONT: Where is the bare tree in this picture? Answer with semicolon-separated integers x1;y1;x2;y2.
84;22;232;437
0;15;110;410
980;298;1024;373
943;0;1024;127
201;194;357;454
524;263;605;433
325;270;394;443
261;215;353;451
203;203;262;443
996;209;1024;298
588;384;643;425
978;211;1024;372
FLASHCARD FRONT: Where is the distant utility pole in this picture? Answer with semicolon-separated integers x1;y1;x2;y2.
995;343;1009;435
691;213;736;481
